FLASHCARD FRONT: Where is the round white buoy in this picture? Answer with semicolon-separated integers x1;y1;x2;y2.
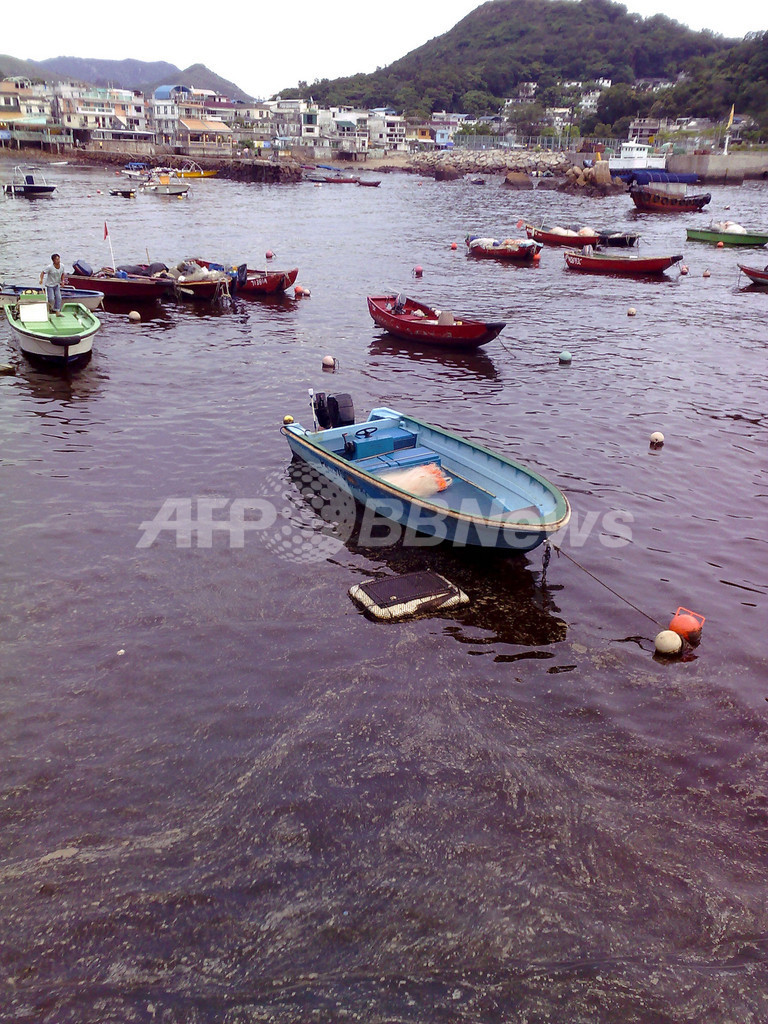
321;355;337;370
680;265;689;275
654;630;683;656
627;307;636;317
649;431;665;449
128;310;141;322
559;350;572;365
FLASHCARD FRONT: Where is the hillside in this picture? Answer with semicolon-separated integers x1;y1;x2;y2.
286;0;738;116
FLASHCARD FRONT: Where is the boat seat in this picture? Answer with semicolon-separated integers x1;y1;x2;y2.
436;310;455;326
360;446;442;474
19;302;50;323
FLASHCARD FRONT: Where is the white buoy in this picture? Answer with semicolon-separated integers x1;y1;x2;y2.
680;265;689;275
559;350;572;365
128;310;141;322
655;630;683;656
649;431;664;449
703;269;711;278
322;355;337;371
627;307;636;317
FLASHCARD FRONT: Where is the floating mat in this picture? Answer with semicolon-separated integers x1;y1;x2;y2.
349;570;469;621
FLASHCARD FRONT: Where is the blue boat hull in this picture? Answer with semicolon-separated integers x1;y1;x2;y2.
283;407;570;552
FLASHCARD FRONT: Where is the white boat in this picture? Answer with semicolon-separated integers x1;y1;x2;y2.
5;294;100;366
2;165;56;197
608;140;667;172
141;170;189;197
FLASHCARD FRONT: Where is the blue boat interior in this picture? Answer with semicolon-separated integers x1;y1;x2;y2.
300;411;551;521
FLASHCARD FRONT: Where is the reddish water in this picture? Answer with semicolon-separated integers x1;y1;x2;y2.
1;158;767;1021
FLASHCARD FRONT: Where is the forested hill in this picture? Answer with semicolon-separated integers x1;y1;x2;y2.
284;0;737;115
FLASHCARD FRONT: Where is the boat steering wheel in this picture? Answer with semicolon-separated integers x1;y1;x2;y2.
355;426;378;438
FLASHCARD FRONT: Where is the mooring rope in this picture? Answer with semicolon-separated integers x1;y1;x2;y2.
545;541;663;627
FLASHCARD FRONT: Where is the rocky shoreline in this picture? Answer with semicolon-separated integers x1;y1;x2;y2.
406;148;628;195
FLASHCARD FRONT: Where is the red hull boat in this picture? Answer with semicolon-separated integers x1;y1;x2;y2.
564;250;683;275
367;294;505;349
465;235;541;262
67;267;171;300
629;184;711;213
193;259;298;296
239;267;298;295
738;264;768;286
525;224;600;247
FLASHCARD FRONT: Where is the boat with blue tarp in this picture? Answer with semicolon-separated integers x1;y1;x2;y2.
282;398;570;551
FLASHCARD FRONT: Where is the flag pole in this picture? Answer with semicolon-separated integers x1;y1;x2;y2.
104;221;116;270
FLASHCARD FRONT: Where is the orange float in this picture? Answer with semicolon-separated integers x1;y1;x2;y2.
668;607;705;644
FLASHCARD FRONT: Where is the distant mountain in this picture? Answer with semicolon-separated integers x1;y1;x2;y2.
35;56;182;90
0;54;254;101
283;0;739;115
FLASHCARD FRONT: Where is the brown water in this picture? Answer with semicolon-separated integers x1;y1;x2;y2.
1;159;767;1022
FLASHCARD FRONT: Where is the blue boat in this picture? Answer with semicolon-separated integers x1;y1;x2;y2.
282;398;571;551
1;284;105;311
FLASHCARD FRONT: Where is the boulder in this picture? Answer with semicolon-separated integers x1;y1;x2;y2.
435;164;461;181
503;170;534;189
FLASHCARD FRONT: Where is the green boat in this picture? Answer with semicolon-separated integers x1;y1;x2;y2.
5;293;100;366
686;225;768;247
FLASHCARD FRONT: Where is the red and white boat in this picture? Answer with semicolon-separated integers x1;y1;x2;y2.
237;267;298;295
367;293;505;349
525;223;600;247
738;264;768;286
563;250;683;275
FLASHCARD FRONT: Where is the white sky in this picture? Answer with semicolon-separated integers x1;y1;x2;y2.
17;0;766;100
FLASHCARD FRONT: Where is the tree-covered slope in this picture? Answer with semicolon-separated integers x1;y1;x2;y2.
285;0;737;116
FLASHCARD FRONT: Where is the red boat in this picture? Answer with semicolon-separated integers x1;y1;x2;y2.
192;258;297;296
238;267;299;295
67;262;172;300
629;184;711;213
525;224;600;247
564;250;683;275
367;294;505;349
465;235;541;262
738;264;768;286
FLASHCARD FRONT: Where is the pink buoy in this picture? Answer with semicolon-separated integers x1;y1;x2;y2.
266;250;274;260
450;242;458;250
413;265;423;277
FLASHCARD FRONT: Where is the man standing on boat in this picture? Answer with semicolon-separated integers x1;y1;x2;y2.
39;253;67;316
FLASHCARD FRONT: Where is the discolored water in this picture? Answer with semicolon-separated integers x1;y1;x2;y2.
1;158;767;1022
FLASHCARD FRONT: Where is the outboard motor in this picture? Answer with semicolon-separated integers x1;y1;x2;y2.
236;264;248;289
328;393;355;428
313;392;332;429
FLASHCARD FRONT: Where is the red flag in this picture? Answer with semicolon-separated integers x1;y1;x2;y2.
104;221;109;240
